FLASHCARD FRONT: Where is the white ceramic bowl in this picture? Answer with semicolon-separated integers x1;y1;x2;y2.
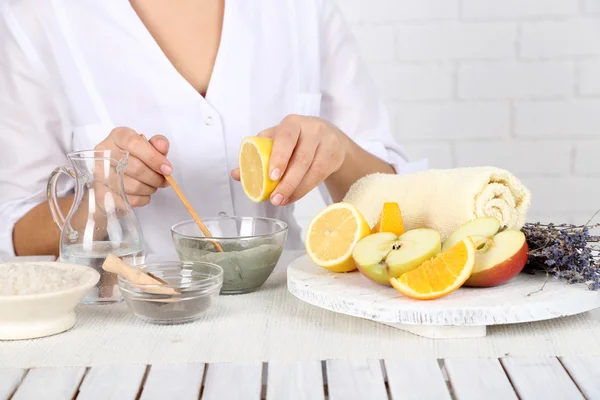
0;262;100;340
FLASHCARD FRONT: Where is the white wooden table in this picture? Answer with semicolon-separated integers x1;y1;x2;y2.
1;356;599;399
3;256;600;399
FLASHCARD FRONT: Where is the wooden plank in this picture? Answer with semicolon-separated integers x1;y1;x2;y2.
501;357;584;399
559;356;600;399
12;367;86;400
266;361;324;400
0;369;26;400
202;362;262;400
384;359;450;400
445;358;517;400
140;363;205;400
77;365;146;400
326;360;387;400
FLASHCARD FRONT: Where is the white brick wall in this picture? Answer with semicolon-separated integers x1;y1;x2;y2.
396;23;517;61
293;0;600;236
369;63;454;100
584;0;600;14
579;60;600;95
461;0;580;19
458;61;574;99
574;141;600;174
515;100;600;137
395;102;511;139
520;19;600;58
337;0;459;22
454;141;572;175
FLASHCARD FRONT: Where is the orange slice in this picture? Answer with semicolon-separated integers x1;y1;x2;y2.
372;202;405;235
390;237;476;300
239;136;278;202
305;203;371;272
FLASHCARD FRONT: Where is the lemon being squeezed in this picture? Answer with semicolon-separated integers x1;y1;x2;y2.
239;136;279;203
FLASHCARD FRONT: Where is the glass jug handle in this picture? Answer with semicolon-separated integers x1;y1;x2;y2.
46;166;77;230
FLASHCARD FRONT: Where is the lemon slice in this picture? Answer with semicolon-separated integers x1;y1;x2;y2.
305;202;372;272
239;136;278;202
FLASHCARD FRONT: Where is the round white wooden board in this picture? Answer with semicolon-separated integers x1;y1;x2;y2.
287;254;600;339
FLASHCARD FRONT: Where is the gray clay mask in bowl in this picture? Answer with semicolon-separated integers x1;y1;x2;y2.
171;216;288;295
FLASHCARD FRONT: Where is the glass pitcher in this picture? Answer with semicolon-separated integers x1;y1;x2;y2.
47;149;146;304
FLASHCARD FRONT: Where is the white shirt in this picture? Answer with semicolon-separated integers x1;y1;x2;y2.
0;0;414;258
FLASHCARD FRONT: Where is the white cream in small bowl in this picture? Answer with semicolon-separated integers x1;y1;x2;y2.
0;262;100;340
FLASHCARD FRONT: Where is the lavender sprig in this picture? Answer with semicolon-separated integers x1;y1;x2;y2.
521;220;600;290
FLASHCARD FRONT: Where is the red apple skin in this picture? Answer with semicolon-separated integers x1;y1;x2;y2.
464;241;529;287
355;261;392;286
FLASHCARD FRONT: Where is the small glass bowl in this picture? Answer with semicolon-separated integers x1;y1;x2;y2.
171;216;288;295
118;261;223;324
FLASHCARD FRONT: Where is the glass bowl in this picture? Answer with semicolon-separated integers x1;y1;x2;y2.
171;216;288;295
118;261;223;324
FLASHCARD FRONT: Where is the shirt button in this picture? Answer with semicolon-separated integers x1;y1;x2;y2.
204;116;213;126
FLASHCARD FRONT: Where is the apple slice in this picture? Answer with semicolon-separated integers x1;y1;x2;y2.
442;217;501;252
386;229;442;278
442;217;529;287
352;229;441;286
352;232;397;286
464;229;528;287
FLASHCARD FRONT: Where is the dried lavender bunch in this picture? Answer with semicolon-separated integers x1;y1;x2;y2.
521;220;600;290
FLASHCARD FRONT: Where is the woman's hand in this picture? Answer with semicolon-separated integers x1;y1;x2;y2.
232;115;348;206
95;127;172;207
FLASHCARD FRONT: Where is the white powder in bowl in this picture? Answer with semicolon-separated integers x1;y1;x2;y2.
0;264;84;296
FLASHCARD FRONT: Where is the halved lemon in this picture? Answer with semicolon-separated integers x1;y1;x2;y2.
390;237;476;300
372;202;405;236
239;136;278;202
305;203;371;272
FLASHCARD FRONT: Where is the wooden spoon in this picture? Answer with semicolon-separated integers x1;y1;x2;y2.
139;134;224;252
102;254;179;295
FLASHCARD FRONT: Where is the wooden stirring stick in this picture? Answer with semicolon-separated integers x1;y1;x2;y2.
139;134;224;252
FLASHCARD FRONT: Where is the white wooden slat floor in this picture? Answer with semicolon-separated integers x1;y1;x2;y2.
77;365;147;400
140;363;205;400
326;359;388;400
11;367;86;400
1;356;591;399
559;355;600;399
266;361;324;400
202;362;263;400
444;358;517;400
501;356;585;400
0;369;25;400
384;359;451;400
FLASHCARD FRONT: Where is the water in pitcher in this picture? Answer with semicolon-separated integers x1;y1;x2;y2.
61;242;145;304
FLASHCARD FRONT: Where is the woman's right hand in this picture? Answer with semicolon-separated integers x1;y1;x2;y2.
95;127;172;207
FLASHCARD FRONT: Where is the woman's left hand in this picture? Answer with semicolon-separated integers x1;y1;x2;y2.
231;115;348;206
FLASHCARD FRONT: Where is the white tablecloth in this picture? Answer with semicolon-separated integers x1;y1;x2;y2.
2;251;600;368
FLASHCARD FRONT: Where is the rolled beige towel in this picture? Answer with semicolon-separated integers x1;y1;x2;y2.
343;167;531;241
